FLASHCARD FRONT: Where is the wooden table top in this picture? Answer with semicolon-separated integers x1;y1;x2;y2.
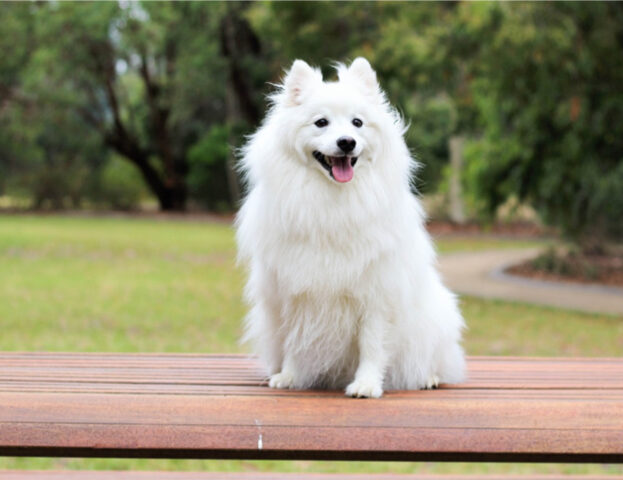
1;354;622;463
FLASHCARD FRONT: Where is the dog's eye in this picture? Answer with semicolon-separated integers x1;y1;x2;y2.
352;118;363;128
314;118;329;128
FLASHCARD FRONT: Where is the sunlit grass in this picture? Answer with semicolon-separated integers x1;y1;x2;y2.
3;456;623;476
434;234;549;253
0;215;244;353
0;214;621;475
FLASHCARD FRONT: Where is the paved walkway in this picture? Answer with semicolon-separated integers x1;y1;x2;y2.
438;248;623;316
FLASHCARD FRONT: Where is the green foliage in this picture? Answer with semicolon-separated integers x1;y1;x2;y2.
0;2;621;242
1;2;234;210
530;247;593;279
250;2;378;74
406;97;455;192
2;98;106;209
249;3;469;193
93;155;147;210
465;3;623;244
187;125;233;211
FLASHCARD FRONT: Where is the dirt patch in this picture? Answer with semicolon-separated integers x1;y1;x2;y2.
507;249;623;288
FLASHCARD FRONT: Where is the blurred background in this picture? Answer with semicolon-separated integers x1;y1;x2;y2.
0;1;622;476
1;1;622;238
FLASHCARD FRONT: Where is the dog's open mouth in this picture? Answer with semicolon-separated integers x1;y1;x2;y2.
313;151;358;183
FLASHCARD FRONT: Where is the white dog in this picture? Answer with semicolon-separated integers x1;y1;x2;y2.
235;58;465;398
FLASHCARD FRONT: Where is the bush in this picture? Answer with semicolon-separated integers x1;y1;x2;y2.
530;247;600;280
464;3;623;246
29;164;90;209
187;125;234;211
405;96;455;194
93;156;146;210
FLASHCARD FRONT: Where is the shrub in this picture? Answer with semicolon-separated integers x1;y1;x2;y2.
187;125;234;211
94;156;146;210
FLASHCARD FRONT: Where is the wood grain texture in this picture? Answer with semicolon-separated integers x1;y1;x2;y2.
0;354;622;462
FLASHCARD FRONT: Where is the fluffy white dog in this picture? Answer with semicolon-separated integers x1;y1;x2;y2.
236;58;465;398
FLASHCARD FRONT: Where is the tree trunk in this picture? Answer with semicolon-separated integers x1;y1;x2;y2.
156;186;187;211
448;135;466;224
138;53;188;212
219;4;262;207
219;5;261;126
138;165;186;212
104;133;187;212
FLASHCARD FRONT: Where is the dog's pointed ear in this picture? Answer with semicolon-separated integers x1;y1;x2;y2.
283;60;322;106
349;58;378;91
339;57;381;98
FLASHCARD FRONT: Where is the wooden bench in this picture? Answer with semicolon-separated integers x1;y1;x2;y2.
1;353;622;477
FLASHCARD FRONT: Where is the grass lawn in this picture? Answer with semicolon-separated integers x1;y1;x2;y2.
435;235;550;254
1;214;621;475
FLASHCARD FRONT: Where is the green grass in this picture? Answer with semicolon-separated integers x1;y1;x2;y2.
434;234;549;254
0;214;621;475
0;215;245;353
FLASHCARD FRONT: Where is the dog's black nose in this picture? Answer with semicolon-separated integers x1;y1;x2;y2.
337;136;356;153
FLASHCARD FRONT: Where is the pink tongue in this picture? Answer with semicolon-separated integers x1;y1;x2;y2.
331;157;354;183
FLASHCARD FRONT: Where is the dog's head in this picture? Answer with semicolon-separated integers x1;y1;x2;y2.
275;58;391;184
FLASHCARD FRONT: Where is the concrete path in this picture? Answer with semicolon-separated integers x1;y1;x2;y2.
438;248;623;316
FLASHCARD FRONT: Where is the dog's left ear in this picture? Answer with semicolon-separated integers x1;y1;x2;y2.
339;57;381;98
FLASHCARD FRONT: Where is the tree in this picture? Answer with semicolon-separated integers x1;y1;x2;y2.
0;4;105;207
367;2;501;216
0;3;34;195
250;3;461;196
220;2;266;205
465;2;623;245
20;2;242;210
2;1;622;229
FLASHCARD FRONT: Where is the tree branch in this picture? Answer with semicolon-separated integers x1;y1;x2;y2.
88;42;169;205
138;51;184;203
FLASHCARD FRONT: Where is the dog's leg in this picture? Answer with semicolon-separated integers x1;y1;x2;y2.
268;355;298;389
244;298;284;376
260;299;285;376
345;313;386;398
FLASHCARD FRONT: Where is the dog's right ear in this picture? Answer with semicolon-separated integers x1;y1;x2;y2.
339;57;382;100
347;58;378;93
283;60;322;106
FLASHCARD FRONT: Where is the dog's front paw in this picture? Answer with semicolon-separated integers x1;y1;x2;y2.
425;374;440;390
345;378;383;398
268;371;295;389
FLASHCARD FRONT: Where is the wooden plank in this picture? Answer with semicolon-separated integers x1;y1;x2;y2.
1;473;622;480
0;354;622;462
1;354;622;390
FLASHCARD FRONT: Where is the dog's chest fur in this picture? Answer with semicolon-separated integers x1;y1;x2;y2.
259;174;400;298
